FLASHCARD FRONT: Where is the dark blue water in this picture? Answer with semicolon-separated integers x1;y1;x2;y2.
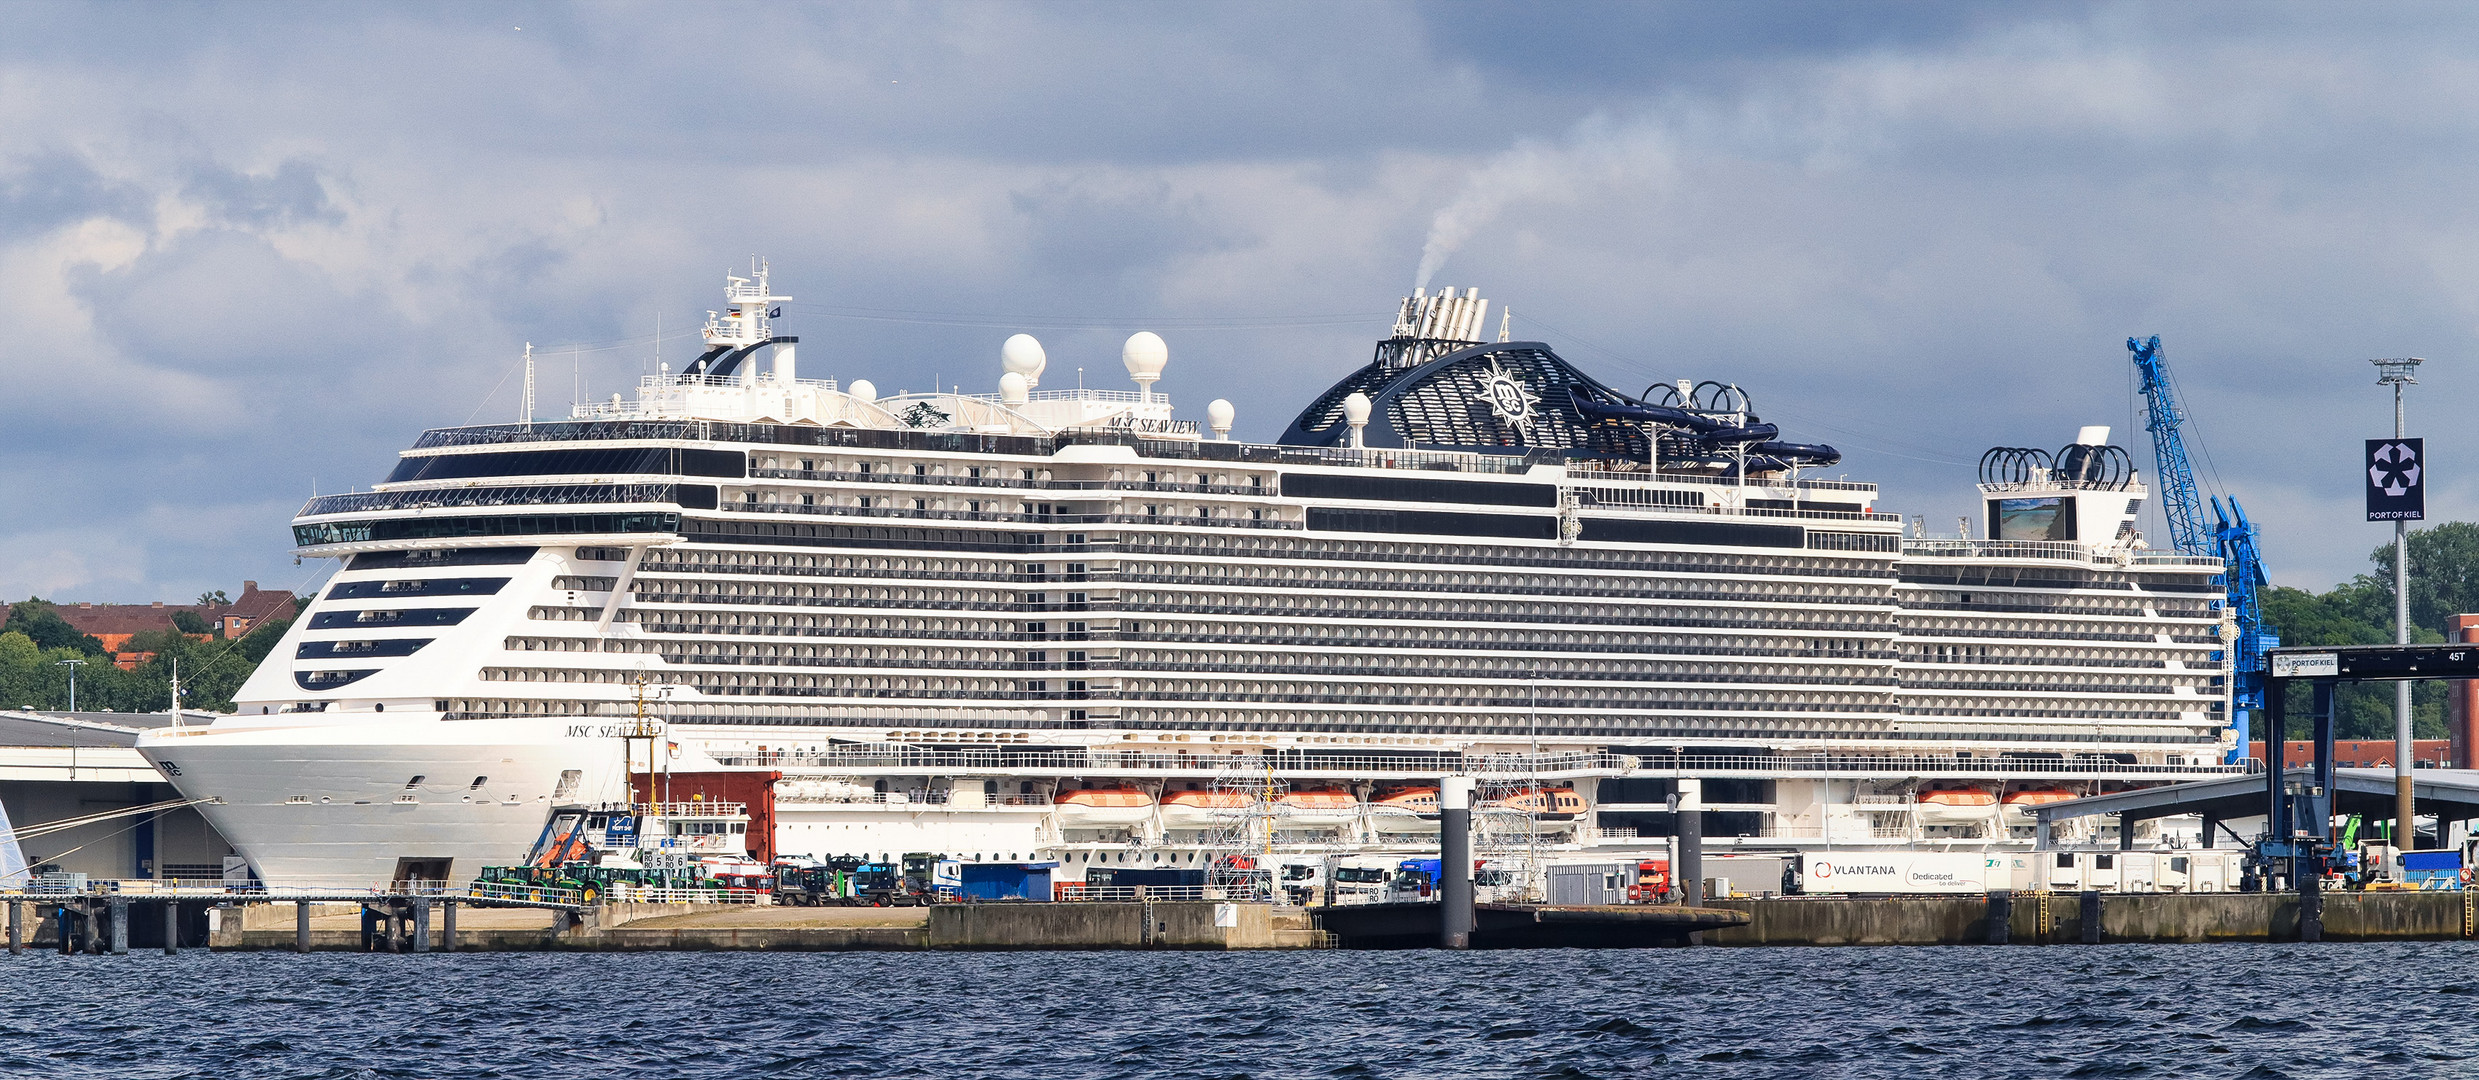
0;944;2466;1079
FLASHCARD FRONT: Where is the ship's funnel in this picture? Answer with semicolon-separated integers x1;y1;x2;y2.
1379;286;1490;369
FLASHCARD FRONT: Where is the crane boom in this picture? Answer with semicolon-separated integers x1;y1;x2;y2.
2129;334;2274;765
2128;335;2211;557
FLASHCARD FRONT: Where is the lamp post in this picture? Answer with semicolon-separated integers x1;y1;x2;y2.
55;658;85;714
2372;356;2424;846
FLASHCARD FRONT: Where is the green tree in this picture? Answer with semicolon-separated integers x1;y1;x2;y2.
169;610;211;635
2;600;106;656
2363;521;2479;637
194;590;229;607
2259;526;2479;740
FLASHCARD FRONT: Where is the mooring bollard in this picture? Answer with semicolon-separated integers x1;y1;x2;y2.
441;901;457;952
162;901;179;956
411;899;430;955
297;900;313;953
107;899;128;956
2079;890;2102;945
1986;890;2013;945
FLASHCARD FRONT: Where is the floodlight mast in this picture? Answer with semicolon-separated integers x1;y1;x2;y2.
2372;357;2424;847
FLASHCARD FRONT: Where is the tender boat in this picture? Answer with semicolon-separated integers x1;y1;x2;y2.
1158;788;1255;828
1054;787;1156;827
1915;787;1999;825
2000;788;2078;823
1275;787;1360;827
1367;785;1441;834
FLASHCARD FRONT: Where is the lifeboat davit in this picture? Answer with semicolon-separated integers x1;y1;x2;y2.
1367;786;1441;834
1158;789;1255;828
1054;787;1155;827
1275;787;1359;826
1915;787;1998;825
1482;786;1586;819
2001;788;2078;822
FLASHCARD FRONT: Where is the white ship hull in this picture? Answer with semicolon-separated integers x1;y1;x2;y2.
136;714;627;889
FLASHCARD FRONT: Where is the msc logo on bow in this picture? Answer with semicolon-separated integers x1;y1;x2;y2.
2367;439;2426;522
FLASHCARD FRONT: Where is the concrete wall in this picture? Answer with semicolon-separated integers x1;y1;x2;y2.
929;901;1276;950
1705;897;1997;946
1705;891;2474;946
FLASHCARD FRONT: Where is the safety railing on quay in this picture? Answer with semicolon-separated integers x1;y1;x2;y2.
462;881;589;906
1050;884;1278;904
598;885;768;905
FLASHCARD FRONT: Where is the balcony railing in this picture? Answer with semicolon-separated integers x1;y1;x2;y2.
707;747;2253;779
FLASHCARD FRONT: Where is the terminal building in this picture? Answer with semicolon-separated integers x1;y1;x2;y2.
0;711;239;883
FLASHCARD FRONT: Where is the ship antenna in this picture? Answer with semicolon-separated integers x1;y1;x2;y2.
1498;308;1512;343
520;342;535;430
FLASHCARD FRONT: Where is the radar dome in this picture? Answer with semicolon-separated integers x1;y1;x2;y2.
1205;398;1235;436
1122;331;1169;377
1002;334;1047;386
999;371;1029;405
848;379;878;401
1342;391;1373;425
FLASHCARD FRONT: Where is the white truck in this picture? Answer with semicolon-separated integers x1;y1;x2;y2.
1799;852;1996;894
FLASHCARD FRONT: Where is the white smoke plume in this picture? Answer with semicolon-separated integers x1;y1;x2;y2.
1414;120;1667;291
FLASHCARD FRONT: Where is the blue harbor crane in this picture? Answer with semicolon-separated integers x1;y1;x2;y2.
2128;335;2275;765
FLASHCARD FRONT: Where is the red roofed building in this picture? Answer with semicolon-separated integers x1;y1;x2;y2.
54;601;209;656
51;581;297;669
216;581;295;638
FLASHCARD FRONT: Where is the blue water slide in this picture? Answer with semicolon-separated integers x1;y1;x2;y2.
1566;389;1779;442
1747;441;1843;468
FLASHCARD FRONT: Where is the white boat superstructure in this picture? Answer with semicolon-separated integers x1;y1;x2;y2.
138;264;2247;888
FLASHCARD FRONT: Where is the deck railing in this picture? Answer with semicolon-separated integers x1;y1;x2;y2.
718;747;2254;779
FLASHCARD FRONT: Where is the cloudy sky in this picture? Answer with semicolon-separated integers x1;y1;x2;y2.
4;0;2474;604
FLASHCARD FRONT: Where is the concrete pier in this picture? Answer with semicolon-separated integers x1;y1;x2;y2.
1705;890;2477;946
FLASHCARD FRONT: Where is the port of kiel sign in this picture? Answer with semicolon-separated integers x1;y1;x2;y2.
2367;439;2426;522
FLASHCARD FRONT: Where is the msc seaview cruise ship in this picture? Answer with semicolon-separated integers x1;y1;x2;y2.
137;264;2247;888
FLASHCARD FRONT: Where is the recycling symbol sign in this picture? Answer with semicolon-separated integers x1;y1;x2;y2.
2366;438;2426;522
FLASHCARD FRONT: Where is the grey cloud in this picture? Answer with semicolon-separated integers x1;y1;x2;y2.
181;159;338;229
0;152;150;240
6;1;2479;604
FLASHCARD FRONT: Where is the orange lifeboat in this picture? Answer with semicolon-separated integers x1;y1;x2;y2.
1276;787;1359;826
1915;787;1997;824
1368;785;1441;833
1483;786;1586;818
1159;788;1254;827
2001;788;2077;821
1054;786;1154;827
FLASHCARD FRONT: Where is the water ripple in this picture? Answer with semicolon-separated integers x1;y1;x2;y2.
0;943;2464;1079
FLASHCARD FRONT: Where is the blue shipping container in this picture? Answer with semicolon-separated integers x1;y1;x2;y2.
958;863;1053;901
